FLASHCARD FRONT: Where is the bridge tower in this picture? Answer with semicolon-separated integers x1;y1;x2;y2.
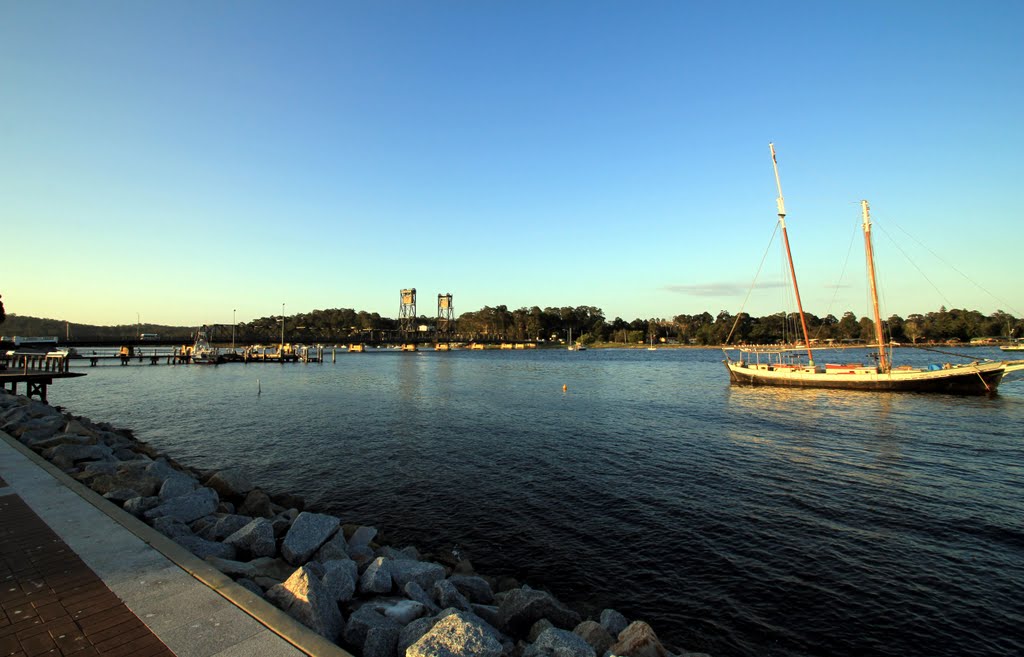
399;288;418;351
436;293;454;350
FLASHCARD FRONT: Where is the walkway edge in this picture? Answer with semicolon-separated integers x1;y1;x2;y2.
1;430;353;657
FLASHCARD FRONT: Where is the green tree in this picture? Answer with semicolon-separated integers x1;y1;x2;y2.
858;316;875;343
837;312;859;340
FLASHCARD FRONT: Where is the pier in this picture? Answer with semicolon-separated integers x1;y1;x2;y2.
0;351;85;403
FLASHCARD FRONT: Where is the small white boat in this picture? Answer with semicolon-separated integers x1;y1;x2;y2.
191;328;224;365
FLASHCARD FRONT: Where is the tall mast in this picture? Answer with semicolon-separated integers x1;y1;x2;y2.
861;200;889;372
770;143;814;364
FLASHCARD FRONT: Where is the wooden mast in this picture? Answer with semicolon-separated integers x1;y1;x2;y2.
770;143;814;364
861;200;889;372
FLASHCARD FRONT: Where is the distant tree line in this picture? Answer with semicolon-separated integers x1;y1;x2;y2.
1;305;1020;346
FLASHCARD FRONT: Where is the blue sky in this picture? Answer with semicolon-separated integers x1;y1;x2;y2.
3;1;1022;327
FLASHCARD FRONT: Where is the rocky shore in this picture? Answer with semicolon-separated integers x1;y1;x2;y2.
1;389;709;657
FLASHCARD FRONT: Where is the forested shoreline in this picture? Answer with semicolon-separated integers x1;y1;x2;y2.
3;305;1020;346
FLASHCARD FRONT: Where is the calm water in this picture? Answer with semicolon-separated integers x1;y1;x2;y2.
49;347;1024;657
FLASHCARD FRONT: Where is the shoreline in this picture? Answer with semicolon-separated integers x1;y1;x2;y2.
0;388;710;657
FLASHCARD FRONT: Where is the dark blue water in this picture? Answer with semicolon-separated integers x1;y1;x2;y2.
49;347;1024;657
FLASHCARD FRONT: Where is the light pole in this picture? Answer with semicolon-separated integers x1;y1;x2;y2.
232;309;237;351
281;303;285;347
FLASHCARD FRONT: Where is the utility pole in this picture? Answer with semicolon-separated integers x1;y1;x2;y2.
232;309;237;351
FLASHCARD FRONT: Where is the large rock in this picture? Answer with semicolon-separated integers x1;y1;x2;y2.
343;605;401;652
205;468;254;500
103;488;142;504
449;575;495;604
314;531;349;562
608;621;668;657
266;566;343;641
405;582;441;615
321;559;357;602
524;627;596;657
158;473;199;501
573;621;613;656
151;517;194;540
63;419;101;440
497;588;582;636
123;496;160;517
360;557;393;594
390;560;446;591
399;617;436;655
144;487;219;523
281;512;341;565
599;608;629;637
91;459;183;498
348;544;375;568
363;625;400;657
238;489;274;518
198;514;255;541
0;405;31;431
177;535;237;560
270;511;295;538
44;443;114;470
434;579;472;611
10;414;63;440
407;612;503;657
26;432;94;450
224;518;276;558
471;603;502;633
205;556;294;581
348;525;378;548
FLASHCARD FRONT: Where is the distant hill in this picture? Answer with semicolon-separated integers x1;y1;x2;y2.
0;315;194;342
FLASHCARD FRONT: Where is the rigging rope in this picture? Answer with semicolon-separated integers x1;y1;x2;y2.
726;222;781;345
904;343;990;362
882;221;1024;317
874;222;953;309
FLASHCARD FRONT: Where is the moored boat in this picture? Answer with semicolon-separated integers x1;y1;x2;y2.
723;144;1024;395
191;328;224;365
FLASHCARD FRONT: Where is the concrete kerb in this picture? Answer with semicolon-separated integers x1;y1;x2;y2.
0;430;353;657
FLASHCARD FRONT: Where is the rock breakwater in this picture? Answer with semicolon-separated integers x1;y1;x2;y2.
0;390;710;657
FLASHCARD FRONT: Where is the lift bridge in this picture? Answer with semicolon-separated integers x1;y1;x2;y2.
396;289;456;352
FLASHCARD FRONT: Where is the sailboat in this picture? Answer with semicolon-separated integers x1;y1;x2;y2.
647;334;658;351
722;144;1024;395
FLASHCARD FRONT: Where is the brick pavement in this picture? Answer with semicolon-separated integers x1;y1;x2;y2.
0;492;175;657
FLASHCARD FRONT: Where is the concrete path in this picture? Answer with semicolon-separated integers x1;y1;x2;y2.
0;431;350;657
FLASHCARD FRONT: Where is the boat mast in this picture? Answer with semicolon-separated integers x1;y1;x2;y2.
769;143;814;364
861;200;889;372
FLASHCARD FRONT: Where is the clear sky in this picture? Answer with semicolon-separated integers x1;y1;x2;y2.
3;1;1022;327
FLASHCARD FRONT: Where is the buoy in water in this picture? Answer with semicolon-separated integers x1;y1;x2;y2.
562;384;567;392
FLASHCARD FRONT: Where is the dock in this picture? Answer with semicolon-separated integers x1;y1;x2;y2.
0;352;85;403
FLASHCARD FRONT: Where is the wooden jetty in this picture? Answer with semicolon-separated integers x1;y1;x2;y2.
0;351;85;403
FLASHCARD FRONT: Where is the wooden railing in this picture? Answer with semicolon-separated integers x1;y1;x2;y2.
1;351;71;374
